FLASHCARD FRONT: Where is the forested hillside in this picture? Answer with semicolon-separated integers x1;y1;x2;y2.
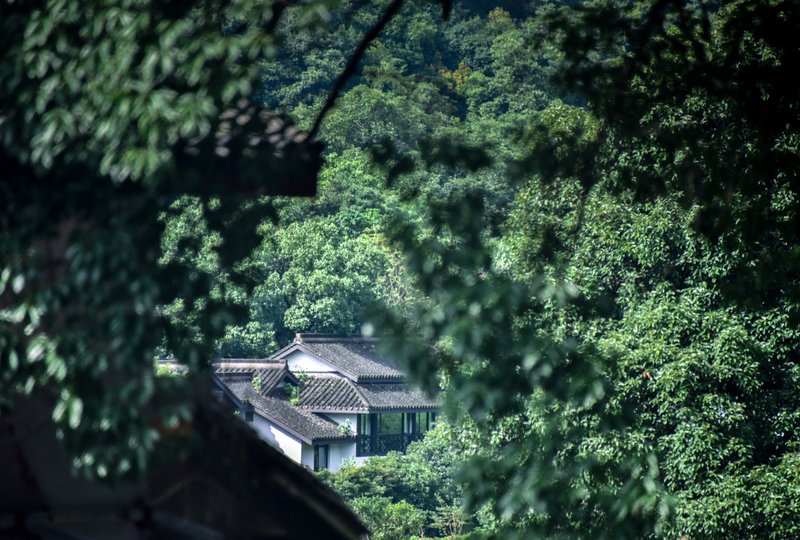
156;2;800;538
3;0;797;538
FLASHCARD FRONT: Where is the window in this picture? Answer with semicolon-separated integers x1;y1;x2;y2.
314;444;329;471
358;413;437;437
404;412;435;434
378;413;403;435
357;414;371;435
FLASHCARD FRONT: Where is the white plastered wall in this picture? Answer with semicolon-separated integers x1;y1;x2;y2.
285;350;337;374
301;444;315;469
251;414;303;464
327;442;357;472
318;413;358;472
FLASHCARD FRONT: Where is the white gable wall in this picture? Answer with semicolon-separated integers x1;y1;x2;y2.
324;413;357;430
248;411;360;472
285;350;337;374
251;414;303;464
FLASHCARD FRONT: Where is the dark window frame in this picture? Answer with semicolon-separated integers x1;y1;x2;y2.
314;444;329;471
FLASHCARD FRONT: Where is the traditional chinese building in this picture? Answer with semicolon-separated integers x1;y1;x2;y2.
214;334;439;472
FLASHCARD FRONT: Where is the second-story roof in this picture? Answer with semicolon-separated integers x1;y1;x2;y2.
222;380;351;445
270;334;406;382
297;374;438;413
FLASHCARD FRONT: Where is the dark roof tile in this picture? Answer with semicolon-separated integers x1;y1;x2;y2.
252;366;294;394
294;374;439;413
225;381;350;444
215;362;297;393
297;336;404;382
356;383;439;411
214;367;254;383
297;376;366;412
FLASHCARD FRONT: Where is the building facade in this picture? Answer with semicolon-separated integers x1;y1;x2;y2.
214;334;439;473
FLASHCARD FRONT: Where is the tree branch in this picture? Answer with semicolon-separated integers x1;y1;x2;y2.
307;0;405;140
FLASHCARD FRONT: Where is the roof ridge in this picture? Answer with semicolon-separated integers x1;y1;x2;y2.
215;360;285;370
295;333;378;344
214;358;282;362
259;365;298;395
345;378;370;410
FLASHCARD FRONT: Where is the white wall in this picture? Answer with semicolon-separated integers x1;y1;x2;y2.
251;414;303;464
324;413;357;430
247;410;361;473
286;350;336;374
316;414;358;472
301;444;315;469
328;442;357;472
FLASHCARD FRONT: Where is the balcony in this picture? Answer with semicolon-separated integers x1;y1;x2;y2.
356;433;424;457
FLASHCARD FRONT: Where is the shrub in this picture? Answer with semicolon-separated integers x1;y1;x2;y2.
350;497;427;540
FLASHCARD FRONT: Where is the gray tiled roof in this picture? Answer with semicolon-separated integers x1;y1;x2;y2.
356;383;439;411
215;362;297;394
295;374;439;413
252;366;292;394
215;367;256;383
226;381;350;444
298;375;366;411
297;336;405;382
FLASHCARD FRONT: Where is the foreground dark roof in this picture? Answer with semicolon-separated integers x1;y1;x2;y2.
224;381;352;444
272;334;406;382
297;374;439;413
1;377;367;540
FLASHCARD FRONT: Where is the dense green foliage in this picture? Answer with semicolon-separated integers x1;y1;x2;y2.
3;0;799;539
262;1;799;538
2;0;351;478
318;425;477;539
